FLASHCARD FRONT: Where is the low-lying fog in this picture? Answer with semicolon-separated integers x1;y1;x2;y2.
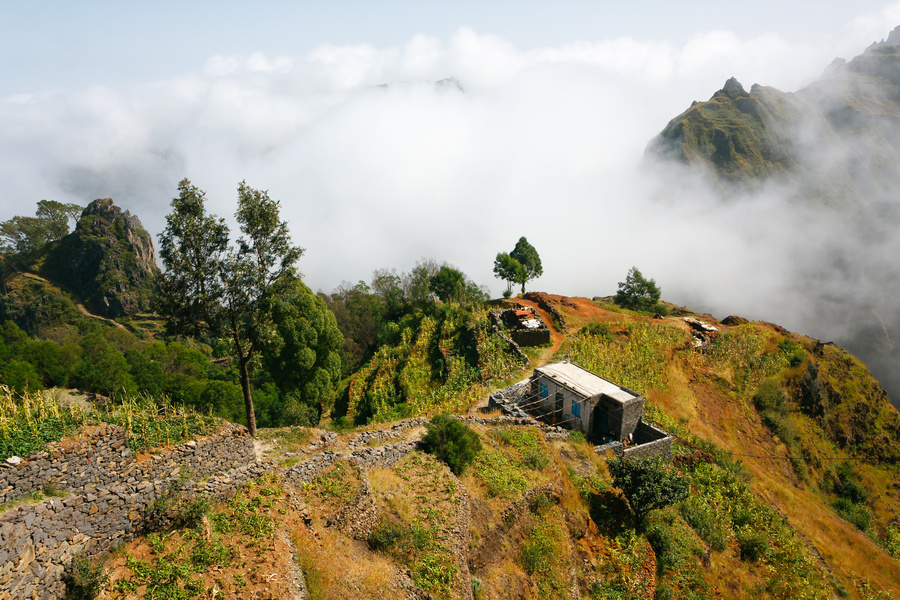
2;15;899;402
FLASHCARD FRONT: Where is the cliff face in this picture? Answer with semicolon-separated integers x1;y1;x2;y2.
40;198;160;318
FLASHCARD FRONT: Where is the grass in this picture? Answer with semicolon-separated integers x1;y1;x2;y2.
369;451;461;600
103;473;287;599
0;387;221;461
256;426;314;455
520;508;570;598
472;426;551;500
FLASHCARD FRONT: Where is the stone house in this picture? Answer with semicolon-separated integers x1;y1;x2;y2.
530;361;644;442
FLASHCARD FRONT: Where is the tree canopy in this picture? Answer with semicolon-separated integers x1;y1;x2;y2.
613;266;662;313
493;252;524;296
608;457;689;527
262;278;343;422
495;237;542;294
0;200;82;255
156;179;304;435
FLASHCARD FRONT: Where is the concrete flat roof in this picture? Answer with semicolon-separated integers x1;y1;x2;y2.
534;361;639;403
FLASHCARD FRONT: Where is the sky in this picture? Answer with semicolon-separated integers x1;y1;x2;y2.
3;1;900;350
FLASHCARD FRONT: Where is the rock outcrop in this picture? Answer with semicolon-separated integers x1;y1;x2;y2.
40;198;159;318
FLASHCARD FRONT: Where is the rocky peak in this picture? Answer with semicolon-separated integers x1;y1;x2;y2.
77;198;157;268
41;198;159;318
720;76;748;98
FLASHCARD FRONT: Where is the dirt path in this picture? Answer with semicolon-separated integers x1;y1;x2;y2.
19;271;128;330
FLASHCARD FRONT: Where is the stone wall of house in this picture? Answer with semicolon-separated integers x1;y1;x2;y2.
0;424;255;600
620;396;645;440
622;422;673;461
509;328;551;347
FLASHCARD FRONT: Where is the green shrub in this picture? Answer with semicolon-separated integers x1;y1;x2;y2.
832;498;872;531
736;528;769;562
580;322;613;341
608;457;689;527
520;515;568;597
778;338;806;367
830;461;868;504
63;553;108;600
422;414;482;475
369;519;431;557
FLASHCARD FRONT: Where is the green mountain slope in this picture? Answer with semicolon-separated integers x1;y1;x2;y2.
647;29;900;206
55;294;900;600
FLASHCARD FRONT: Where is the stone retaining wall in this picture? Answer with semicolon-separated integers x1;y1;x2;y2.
0;423;252;506
0;424;255;600
284;440;422;487
0;425;131;505
326;474;377;541
346;418;427;450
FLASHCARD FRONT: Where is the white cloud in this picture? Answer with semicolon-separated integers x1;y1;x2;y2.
2;23;899;397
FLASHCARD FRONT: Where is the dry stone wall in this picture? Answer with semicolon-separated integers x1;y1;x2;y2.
346;418;427;450
0;425;131;505
0;423;254;600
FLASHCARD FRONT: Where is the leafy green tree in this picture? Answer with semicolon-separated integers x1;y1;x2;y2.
156;179;303;435
614;266;662;312
493;252;525;296
608;457;689;528
262;278;343;419
501;237;542;293
422;414;483;475
429;266;467;304
0;200;82;255
73;330;135;398
124;349;165;397
28;339;77;388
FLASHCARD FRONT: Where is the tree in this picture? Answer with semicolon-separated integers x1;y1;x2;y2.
608;457;689;527
262;278;343;420
429;265;466;304
506;237;542;293
156;179;303;435
422;414;483;475
0;200;82;255
614;266;662;312
493;252;525;296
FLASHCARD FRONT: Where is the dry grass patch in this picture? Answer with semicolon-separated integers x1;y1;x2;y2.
292;526;403;600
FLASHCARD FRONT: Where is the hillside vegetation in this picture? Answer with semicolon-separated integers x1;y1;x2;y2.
30;293;900;600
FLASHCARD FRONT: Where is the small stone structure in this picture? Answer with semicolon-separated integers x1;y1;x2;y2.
489;307;551;347
531;361;643;442
491;361;674;461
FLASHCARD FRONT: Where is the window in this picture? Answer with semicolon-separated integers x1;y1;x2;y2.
572;399;581;418
540;382;548;398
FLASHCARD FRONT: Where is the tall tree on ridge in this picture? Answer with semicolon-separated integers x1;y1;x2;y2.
156;179;303;435
509;236;542;293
